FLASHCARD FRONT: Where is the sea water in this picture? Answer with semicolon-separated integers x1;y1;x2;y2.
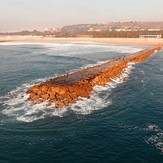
0;42;162;162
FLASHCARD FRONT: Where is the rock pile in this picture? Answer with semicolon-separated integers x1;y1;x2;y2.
26;46;161;108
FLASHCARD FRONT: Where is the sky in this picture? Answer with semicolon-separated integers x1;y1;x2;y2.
0;0;163;31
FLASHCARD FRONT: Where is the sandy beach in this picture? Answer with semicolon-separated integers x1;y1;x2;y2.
0;36;163;47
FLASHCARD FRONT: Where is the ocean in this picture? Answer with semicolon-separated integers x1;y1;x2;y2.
0;42;163;162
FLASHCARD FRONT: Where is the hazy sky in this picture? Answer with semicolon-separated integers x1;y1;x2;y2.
0;0;163;31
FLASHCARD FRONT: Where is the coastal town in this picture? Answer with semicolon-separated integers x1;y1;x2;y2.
0;21;163;38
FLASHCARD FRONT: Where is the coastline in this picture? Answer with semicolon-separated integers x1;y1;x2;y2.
0;36;163;47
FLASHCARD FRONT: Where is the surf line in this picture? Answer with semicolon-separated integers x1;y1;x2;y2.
26;46;161;108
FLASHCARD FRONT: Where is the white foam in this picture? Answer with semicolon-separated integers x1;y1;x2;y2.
42;43;143;57
0;42;143;56
0;62;135;122
68;62;135;115
145;124;163;153
70;85;112;115
0;42;44;46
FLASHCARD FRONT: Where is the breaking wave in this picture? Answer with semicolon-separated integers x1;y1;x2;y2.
0;42;143;56
145;124;163;153
0;62;135;123
0;42;44;46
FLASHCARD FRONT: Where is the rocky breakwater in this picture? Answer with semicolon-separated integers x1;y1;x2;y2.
26;46;161;108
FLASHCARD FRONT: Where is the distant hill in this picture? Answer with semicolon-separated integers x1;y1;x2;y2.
1;22;163;38
61;22;163;33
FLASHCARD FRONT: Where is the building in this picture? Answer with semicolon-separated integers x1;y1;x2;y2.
44;28;54;32
139;35;162;39
44;28;61;33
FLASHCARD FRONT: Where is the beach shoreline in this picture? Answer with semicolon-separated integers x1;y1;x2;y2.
0;36;163;47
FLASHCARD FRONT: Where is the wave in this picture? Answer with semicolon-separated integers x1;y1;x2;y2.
40;43;143;56
0;62;135;123
0;41;143;56
0;42;44;46
145;124;163;153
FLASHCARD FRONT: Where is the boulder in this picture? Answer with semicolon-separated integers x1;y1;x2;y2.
49;93;55;100
41;86;48;92
29;94;39;101
46;102;51;107
40;93;49;100
55;101;65;108
51;87;60;93
55;93;64;101
70;92;78;99
59;88;66;95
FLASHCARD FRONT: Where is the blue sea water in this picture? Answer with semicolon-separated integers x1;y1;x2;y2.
0;42;163;163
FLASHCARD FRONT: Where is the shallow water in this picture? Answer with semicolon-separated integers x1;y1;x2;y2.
0;42;162;162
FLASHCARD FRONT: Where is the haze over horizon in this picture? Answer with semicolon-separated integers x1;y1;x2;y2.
1;0;163;32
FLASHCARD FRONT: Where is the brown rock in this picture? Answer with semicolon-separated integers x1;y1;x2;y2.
55;93;63;101
51;87;60;93
31;86;40;93
40;94;49;100
29;94;40;101
36;90;43;96
55;101;65;108
77;89;89;98
46;102;51;107
49;93;55;100
41;86;48;92
63;100;69;105
59;88;66;95
70;92;78;99
69;98;76;104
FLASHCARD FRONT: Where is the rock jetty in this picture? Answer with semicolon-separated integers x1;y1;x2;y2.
26;46;161;108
